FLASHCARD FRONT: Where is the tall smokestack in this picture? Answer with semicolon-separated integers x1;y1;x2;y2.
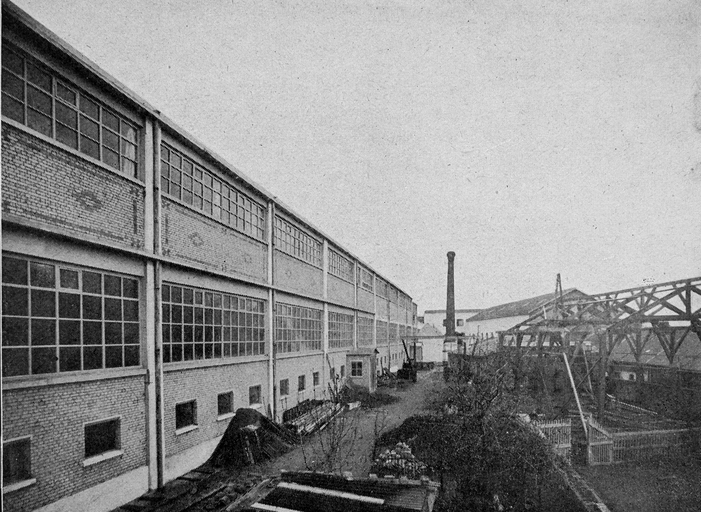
446;251;456;337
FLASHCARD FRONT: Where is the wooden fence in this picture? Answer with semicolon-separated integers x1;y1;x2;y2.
612;428;701;463
533;418;572;462
586;416;613;465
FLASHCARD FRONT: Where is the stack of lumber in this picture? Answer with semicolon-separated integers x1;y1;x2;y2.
284;401;343;436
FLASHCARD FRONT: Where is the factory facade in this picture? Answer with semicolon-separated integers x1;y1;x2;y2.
0;3;416;511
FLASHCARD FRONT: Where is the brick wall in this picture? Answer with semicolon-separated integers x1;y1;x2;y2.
357;289;375;313
163;360;268;457
1;125;145;249
161;199;267;283
273;252;323;298
2;376;147;512
327;274;355;308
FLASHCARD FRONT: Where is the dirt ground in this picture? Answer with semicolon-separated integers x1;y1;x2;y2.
259;368;444;477
577;457;701;512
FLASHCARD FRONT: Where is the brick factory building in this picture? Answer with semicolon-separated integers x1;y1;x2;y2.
0;2;417;511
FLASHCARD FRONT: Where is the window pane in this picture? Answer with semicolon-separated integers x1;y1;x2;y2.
123;279;138;298
121;122;137;143
2;47;24;75
31;289;55;317
103;110;120;131
56;82;77;105
31;319;56;345
80;135;100;159
104;275;121;296
124;323;139;344
59;269;79;289
102;128;119;151
79;96;99;120
82;295;102;320
31;347;57;374
124;345;139;366
2;69;24;100
27;109;52;137
105;322;122;344
123;300;139;321
83;272;101;293
59;320;81;345
30;262;55;287
80;115;99;140
59;346;81;372
27;86;52;115
2;348;29;377
122;140;137;160
121;159;136;177
26;63;51;92
58;292;80;318
56;124;78;149
3;286;28;316
2;317;29;346
83;346;102;370
106;346;122;368
2;94;24;124
83;321;102;344
3;258;27;285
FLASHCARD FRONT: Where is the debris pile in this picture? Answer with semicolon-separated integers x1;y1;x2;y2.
373;442;429;479
209;409;298;468
284;400;343;436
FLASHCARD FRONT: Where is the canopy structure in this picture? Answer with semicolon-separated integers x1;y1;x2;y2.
501;276;701;418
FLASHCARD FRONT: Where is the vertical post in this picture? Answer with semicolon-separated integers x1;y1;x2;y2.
142;118;158;490
598;331;609;420
267;201;275;420
322;240;330;391
152;121;165;488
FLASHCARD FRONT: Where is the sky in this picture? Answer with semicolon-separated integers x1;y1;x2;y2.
12;0;701;312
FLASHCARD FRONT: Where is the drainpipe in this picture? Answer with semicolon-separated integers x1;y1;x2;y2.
150;121;165;488
267;201;276;421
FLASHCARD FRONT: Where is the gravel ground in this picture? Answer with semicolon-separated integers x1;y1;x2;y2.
258;368;444;477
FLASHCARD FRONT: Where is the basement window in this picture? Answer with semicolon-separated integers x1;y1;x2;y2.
249;385;262;406
351;361;363;377
313;372;319;386
3;437;35;493
340;365;345;378
218;391;234;418
280;379;289;396
84;418;122;465
298;375;306;392
175;400;197;434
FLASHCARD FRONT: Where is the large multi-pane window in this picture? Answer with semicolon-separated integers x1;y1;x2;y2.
274;303;323;353
376;320;388;345
160;144;266;241
1;256;140;377
358;316;374;347
161;284;265;363
273;217;322;267
328;311;354;350
328;249;354;282
357;266;374;293
2;45;139;178
376;279;389;299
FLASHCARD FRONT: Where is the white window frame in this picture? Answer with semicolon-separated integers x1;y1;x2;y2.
175;400;198;435
2;435;36;493
217;390;235;421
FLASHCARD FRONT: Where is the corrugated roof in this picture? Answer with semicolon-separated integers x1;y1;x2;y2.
466;289;588;322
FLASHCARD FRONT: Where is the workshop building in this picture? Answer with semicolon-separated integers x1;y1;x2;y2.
0;2;416;511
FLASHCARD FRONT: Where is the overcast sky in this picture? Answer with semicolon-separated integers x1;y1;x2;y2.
13;0;701;312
